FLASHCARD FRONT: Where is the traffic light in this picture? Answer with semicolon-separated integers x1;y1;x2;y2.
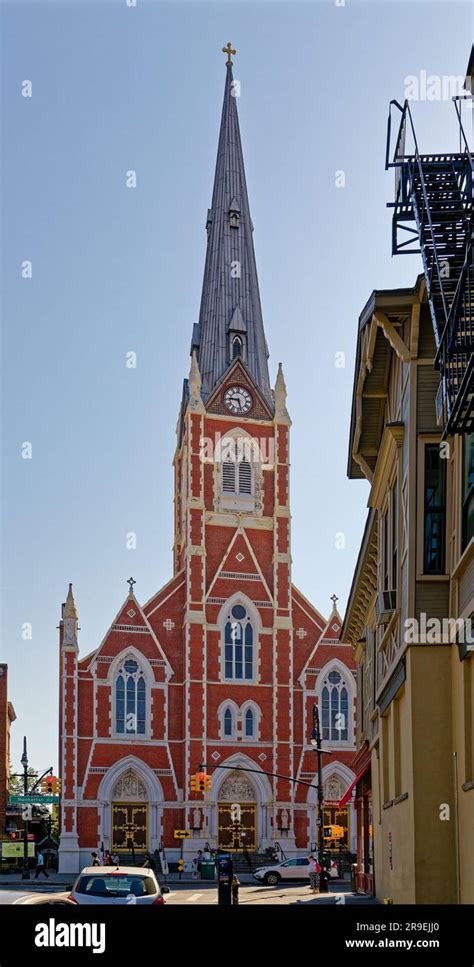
190;771;211;792
40;774;60;795
197;772;212;792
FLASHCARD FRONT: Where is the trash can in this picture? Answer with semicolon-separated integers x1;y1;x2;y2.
200;861;216;881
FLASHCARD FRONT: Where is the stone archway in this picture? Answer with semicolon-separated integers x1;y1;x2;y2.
204;755;274;853
306;761;356;853
96;756;164;858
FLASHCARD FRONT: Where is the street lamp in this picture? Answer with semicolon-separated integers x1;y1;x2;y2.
310;704;329;893
20;737;30;880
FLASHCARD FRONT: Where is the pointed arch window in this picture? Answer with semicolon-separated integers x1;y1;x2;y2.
232;335;243;359
321;669;349;741
224;708;233;737
245;708;254;737
224;604;254;680
115;658;146;735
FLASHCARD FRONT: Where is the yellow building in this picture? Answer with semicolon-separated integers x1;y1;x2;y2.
343;48;473;904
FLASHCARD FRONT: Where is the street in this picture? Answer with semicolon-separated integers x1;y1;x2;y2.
0;880;378;906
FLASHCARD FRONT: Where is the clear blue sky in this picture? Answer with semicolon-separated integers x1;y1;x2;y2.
1;0;471;772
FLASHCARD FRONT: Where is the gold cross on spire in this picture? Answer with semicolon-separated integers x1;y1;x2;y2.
222;41;236;66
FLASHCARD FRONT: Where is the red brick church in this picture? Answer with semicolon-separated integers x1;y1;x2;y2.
58;52;356;873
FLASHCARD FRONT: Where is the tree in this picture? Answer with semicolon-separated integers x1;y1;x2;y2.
8;768;37;797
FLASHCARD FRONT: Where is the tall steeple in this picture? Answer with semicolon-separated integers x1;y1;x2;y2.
191;48;272;406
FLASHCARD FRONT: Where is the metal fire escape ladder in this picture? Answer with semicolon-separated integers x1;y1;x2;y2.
386;98;473;435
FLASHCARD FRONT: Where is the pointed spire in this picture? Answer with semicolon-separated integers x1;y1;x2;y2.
64;583;78;619
274;363;291;424
188;350;205;413
192;56;272;406
62;583;79;650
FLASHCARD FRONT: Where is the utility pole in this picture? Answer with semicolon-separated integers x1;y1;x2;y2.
20;737;30;880
310;703;328;893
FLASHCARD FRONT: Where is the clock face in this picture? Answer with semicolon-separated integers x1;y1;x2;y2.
224;385;253;415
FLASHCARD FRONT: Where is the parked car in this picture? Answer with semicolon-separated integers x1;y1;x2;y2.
68;866;170;905
253;857;339;886
0;892;76;905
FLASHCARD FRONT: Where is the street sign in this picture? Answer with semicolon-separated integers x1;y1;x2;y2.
173;829;191;839
9;795;59;804
1;842;35;859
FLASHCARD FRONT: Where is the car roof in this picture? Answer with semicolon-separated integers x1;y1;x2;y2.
79;866;154;876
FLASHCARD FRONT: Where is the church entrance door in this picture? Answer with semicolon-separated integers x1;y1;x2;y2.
112;803;148;853
217;803;256;851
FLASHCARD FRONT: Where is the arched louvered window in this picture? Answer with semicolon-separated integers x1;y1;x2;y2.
223;707;233;737
221;440;253;497
224;603;254;680
245;708;254;737
115;658;146;735
321;669;349;741
232;335;243;359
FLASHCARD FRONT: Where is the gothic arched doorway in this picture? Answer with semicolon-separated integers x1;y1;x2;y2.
111;769;148;854
217;771;257;852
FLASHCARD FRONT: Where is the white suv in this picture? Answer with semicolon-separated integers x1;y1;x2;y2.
254;857;339;886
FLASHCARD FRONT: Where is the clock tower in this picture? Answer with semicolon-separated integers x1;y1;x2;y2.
171;51;299;854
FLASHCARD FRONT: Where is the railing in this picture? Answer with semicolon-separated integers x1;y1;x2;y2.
387;99;451;332
386;96;473;434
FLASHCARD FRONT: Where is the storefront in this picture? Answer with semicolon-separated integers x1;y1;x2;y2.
339;744;374;895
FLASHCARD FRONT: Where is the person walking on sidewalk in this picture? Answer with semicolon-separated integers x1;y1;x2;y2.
192;850;203;880
34;850;49;879
308;854;318;894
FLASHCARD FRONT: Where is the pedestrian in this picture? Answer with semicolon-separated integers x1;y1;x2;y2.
192;849;203;880
142;851;157;872
34;850;49;879
104;851;112;866
308;854;318;893
111;852;119;866
231;874;240;905
91;851;100;867
243;846;252;872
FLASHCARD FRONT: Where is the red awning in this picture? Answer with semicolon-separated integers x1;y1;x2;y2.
338;760;371;809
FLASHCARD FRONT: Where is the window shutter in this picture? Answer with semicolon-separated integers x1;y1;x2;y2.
238;460;252;494
222;461;236;492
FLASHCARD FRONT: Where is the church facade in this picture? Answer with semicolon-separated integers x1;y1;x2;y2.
58;53;356;873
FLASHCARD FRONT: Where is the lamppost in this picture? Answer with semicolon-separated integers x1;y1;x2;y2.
310;704;329;893
20;737;30;880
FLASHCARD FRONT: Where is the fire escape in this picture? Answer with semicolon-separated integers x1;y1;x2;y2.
386;96;473;435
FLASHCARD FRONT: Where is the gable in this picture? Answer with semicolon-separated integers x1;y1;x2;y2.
80;594;172;678
205;359;273;421
206;529;273;605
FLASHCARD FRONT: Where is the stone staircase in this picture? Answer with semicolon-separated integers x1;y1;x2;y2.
231;852;279;873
